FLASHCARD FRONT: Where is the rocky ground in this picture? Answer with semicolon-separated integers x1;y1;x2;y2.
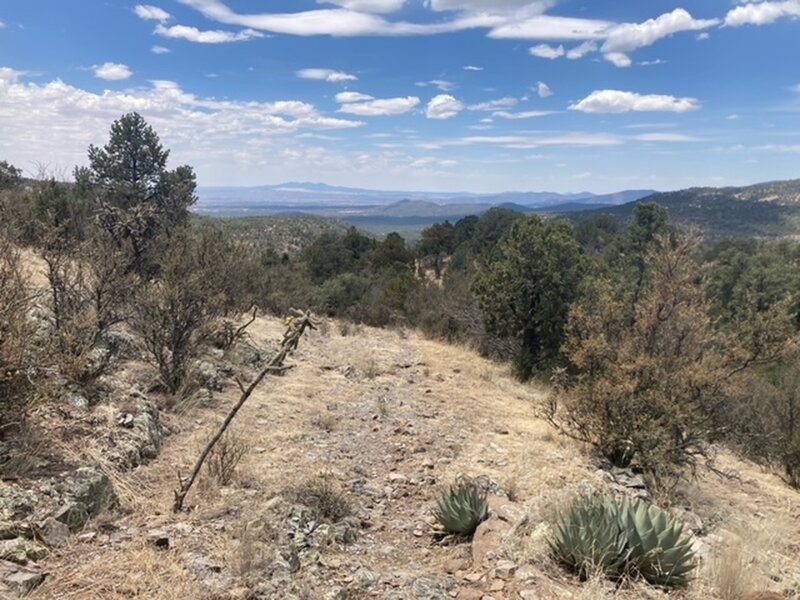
1;317;798;599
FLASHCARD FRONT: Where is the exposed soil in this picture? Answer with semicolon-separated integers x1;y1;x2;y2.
26;318;800;600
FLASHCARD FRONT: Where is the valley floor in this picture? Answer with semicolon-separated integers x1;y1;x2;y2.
30;318;800;600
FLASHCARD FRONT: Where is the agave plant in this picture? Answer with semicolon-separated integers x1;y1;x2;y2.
550;495;629;580
434;481;489;537
616;498;696;588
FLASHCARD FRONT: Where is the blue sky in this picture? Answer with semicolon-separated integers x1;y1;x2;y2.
0;0;799;193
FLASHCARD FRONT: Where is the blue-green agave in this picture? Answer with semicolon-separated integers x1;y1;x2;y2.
434;481;489;537
551;495;696;588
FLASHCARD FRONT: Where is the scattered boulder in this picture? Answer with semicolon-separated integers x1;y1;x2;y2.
57;467;117;520
0;538;47;565
0;560;46;597
410;575;455;599
37;518;70;548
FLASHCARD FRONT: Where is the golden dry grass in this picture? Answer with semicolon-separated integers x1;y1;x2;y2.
29;316;800;600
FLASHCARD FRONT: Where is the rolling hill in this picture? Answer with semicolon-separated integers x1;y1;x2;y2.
568;179;800;239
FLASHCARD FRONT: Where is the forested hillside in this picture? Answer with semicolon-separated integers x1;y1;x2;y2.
0;114;798;599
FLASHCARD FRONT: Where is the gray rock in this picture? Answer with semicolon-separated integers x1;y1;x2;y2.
54;503;89;532
354;567;379;589
410;576;455;599
326;587;348;600
109;401;164;468
0;560;46;597
37;518;70;548
58;467;117;518
0;539;48;565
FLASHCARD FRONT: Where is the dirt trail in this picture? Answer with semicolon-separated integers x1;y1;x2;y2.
30;318;800;600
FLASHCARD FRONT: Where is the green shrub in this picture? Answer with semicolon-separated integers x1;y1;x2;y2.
434;481;489;537
551;495;696;588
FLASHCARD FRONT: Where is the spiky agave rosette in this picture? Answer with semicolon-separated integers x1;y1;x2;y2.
433;481;489;537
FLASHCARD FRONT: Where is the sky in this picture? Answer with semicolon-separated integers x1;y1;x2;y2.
0;1;799;194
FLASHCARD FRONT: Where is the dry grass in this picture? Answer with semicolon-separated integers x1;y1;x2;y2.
28;315;800;600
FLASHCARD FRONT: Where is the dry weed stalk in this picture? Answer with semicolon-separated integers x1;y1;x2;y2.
172;309;317;511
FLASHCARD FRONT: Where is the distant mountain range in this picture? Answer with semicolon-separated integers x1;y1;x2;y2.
196;178;800;240
569;179;800;239
195;182;656;216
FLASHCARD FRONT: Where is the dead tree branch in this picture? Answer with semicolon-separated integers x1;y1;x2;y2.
173;309;317;512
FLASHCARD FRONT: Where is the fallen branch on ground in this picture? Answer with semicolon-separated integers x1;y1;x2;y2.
173;309;318;512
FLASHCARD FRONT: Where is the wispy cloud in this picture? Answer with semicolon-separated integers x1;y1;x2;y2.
530;43;564;59
135;4;171;22
155;23;264;43
468;97;518;111
536;81;552;98
570;90;701;113
297;68;358;82
338;96;421;116
93;62;133;81
426;94;464;119
151;45;171;54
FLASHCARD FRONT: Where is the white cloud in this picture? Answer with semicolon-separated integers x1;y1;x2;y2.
0;68;365;183
297;68;358;82
604;52;632;67
725;0;800;26
468;97;518;111
135;4;171;22
338;96;420;116
529;43;564;59
426;0;554;13
570;90;701;113
489;15;613;40
492;110;553;119
416;79;455;92
155;23;264;43
566;40;597;59
320;0;406;13
93;62;133;81
634;133;703;142
151;45;171;54
335;91;374;103
0;20;5;29
463;65;483;71
426;94;464;119
536;81;552;98
600;9;719;67
759;144;800;152
177;0;504;37
697;32;710;40
436;133;622;149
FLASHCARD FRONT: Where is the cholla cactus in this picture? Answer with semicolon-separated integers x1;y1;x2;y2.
434;481;489;537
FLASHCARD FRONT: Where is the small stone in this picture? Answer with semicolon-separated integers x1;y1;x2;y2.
0;562;46;596
117;413;135;428
0;539;48;564
494;560;516;580
488;579;505;592
54;502;89;532
519;591;541;600
443;558;468;574
326;587;348;600
146;529;172;549
38;518;71;548
354;567;379;589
